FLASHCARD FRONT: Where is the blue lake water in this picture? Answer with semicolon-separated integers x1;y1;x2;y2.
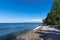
0;23;42;36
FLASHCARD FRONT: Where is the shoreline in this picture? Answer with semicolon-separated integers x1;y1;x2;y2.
2;25;59;40
17;25;60;40
0;25;42;40
33;26;42;30
17;25;43;40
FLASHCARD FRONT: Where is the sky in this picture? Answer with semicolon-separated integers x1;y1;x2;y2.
0;0;54;23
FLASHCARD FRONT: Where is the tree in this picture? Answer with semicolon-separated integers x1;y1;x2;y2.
43;0;60;25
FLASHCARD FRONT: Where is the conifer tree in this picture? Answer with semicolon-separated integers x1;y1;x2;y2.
43;0;60;25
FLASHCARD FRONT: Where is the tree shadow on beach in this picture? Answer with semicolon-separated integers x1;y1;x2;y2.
36;30;60;40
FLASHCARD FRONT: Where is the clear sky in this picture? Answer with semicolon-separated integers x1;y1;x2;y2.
0;0;54;23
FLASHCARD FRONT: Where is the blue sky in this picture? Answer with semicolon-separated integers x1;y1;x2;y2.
0;0;54;23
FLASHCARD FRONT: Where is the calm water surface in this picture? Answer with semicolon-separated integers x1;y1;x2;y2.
0;23;42;36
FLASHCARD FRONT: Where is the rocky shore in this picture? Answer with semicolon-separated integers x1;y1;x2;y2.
1;25;60;40
17;26;43;40
17;25;60;40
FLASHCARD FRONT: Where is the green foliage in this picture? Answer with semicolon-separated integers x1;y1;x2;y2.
43;0;60;25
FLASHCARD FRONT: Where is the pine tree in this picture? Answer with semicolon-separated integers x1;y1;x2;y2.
43;0;60;25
